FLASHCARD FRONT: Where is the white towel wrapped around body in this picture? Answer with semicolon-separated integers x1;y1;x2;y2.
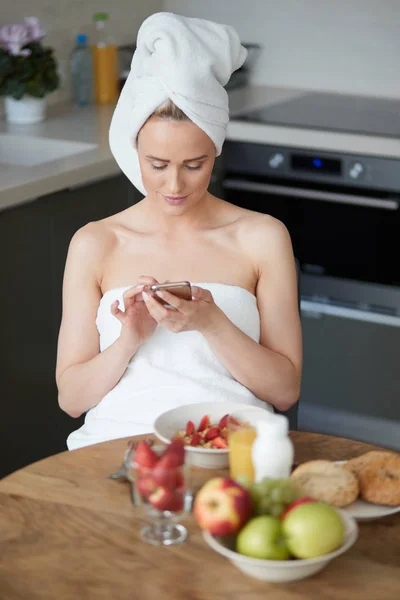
109;12;247;195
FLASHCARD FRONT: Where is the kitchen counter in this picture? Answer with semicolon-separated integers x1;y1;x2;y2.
2;85;400;212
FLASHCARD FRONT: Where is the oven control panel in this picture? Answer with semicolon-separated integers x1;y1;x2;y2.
224;141;400;192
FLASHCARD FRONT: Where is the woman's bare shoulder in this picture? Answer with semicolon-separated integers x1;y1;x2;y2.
69;218;117;258
222;202;290;250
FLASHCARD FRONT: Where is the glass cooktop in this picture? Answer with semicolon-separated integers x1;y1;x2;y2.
234;92;400;138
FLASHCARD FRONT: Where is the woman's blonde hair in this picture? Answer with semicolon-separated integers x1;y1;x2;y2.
152;99;189;121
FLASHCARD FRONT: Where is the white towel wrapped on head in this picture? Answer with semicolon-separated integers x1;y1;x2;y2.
109;12;247;195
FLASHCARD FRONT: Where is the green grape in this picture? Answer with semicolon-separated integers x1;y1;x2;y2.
256;496;272;515
281;485;297;505
270;503;285;518
270;487;285;504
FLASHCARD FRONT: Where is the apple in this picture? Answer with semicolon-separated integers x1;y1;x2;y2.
194;477;253;536
236;515;290;560
281;497;316;520
282;502;345;559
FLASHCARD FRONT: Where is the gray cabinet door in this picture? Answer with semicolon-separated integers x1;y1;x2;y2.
0;174;134;477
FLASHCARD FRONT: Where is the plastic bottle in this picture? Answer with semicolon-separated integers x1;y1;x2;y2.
92;12;118;104
251;414;294;482
70;34;94;107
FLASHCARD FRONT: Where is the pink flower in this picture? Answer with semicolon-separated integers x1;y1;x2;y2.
0;24;31;56
0;17;46;56
24;17;46;43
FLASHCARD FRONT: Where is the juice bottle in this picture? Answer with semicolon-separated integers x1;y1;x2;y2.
229;426;257;483
92;12;118;104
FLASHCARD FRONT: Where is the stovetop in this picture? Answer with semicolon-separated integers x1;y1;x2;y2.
234;91;400;138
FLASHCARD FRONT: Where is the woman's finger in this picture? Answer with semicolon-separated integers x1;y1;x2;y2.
123;284;145;301
110;299;125;322
155;290;183;311
142;291;170;321
191;285;213;302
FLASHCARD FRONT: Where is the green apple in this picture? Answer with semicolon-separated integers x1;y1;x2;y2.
236;516;290;560
282;502;345;559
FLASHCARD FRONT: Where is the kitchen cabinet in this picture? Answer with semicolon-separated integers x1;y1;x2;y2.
0;174;136;478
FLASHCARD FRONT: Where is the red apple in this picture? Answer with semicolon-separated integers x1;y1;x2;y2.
281;497;316;520
193;477;253;535
149;487;184;512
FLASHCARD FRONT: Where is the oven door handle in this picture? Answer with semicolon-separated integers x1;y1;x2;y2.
223;178;399;211
301;300;400;327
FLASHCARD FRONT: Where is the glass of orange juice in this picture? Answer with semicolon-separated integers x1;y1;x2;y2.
228;417;257;485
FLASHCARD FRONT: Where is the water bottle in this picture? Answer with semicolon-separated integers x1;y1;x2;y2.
70;34;94;106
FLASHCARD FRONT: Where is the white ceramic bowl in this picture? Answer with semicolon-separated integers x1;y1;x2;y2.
153;402;272;469
203;510;358;583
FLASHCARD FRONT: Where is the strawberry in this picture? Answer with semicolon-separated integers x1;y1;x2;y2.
205;426;220;441
152;465;182;491
149;488;184;512
190;433;202;446
136;474;157;498
134;441;159;469
229;416;241;427
156;439;185;468
218;414;229;429
198;415;210;432
186;420;195;436
211;436;228;449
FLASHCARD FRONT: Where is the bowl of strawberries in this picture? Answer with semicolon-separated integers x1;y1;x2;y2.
153;402;272;469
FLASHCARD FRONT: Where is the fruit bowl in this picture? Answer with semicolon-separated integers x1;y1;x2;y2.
202;510;358;582
153;402;272;469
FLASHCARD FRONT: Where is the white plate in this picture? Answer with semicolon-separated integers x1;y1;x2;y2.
335;461;400;520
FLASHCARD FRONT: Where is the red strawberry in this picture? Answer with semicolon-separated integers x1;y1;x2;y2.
205;426;220;441
198;415;210;432
218;414;229;429
157;439;185;468
211;436;228;449
190;433;202;446
149;488;184;512
229;416;241;427
186;420;195;436
134;441;159;468
136;475;157;498
152;465;183;491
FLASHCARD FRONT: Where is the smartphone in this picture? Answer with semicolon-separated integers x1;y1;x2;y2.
147;281;192;308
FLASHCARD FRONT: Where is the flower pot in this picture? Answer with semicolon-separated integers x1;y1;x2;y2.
4;95;47;125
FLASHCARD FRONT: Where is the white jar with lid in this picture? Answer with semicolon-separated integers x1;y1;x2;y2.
251;414;294;482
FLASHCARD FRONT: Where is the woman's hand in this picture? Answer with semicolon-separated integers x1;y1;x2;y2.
111;275;159;352
142;285;225;335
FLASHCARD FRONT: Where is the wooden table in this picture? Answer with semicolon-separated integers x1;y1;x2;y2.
0;432;399;600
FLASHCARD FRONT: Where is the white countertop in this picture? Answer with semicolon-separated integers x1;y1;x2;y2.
1;85;400;212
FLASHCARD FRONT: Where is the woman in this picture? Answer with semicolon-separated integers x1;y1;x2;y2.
56;13;302;450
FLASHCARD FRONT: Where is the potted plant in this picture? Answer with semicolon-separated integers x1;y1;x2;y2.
0;17;60;124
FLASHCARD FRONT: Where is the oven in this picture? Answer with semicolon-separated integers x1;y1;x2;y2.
222;140;400;450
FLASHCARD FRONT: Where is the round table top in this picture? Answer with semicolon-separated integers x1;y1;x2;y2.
0;431;399;600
